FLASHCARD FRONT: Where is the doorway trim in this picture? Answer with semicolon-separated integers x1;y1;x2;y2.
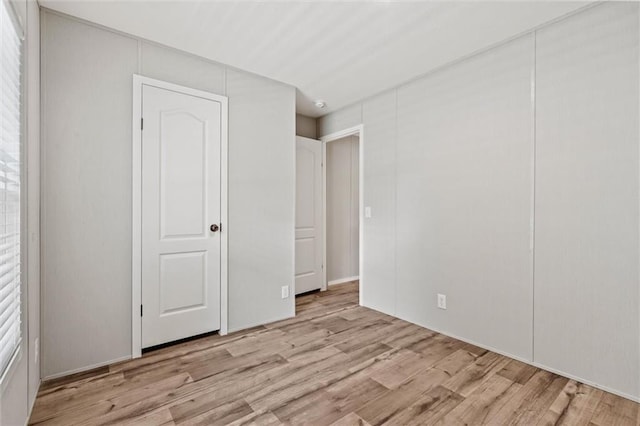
320;125;364;305
131;74;229;358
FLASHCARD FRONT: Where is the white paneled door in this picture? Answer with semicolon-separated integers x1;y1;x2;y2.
141;84;222;348
295;137;323;295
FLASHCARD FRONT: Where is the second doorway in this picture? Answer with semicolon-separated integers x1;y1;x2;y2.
325;134;360;286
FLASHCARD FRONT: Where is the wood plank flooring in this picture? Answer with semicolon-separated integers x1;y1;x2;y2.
30;282;639;425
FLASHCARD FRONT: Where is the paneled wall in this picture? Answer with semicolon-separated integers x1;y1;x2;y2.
533;4;639;398
326;135;359;283
396;34;535;360
41;11;139;379
41;10;295;378
317;2;640;400
360;92;397;315
226;70;296;331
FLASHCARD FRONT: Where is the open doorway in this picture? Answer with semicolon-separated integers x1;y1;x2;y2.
325;134;359;287
294;125;363;307
320;125;363;305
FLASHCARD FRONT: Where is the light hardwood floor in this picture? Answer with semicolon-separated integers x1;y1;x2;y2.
30;282;639;425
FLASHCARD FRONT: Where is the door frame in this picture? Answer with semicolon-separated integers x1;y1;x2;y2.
320;125;364;305
131;74;229;358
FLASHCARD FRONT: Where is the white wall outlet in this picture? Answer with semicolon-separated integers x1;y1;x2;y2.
364;206;372;218
281;285;290;299
437;294;447;310
34;337;39;364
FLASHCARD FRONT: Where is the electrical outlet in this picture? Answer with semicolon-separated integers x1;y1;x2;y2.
437;294;447;310
34;337;39;363
281;285;290;299
365;206;372;218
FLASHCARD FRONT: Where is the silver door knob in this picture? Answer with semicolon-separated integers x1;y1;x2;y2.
210;224;220;232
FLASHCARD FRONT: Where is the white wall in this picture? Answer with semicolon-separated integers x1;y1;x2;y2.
41;10;138;379
533;4;639;399
397;34;535;360
326;135;359;283
226;69;296;331
41;9;295;378
360;92;396;315
317;2;640;401
0;0;41;425
296;114;317;139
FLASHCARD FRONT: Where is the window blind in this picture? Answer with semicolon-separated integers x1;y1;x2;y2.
0;0;22;377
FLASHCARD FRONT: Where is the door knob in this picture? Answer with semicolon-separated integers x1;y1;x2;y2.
210;224;220;233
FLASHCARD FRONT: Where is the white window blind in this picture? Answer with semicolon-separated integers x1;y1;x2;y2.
0;0;22;377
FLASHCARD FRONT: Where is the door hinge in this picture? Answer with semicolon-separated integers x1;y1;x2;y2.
141;118;144;130
140;304;143;317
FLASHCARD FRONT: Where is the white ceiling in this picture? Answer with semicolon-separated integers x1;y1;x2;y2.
41;1;591;117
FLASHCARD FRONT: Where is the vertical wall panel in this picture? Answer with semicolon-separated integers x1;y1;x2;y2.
396;35;535;360
534;2;639;398
41;12;138;377
361;91;397;315
226;69;296;331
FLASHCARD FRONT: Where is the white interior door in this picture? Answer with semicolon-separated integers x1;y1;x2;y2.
295;136;323;295
141;83;222;348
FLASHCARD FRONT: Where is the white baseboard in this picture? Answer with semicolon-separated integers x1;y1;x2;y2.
328;276;359;286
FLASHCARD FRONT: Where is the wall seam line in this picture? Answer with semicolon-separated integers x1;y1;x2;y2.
393;89;398;317
637;2;640;399
531;30;537;365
